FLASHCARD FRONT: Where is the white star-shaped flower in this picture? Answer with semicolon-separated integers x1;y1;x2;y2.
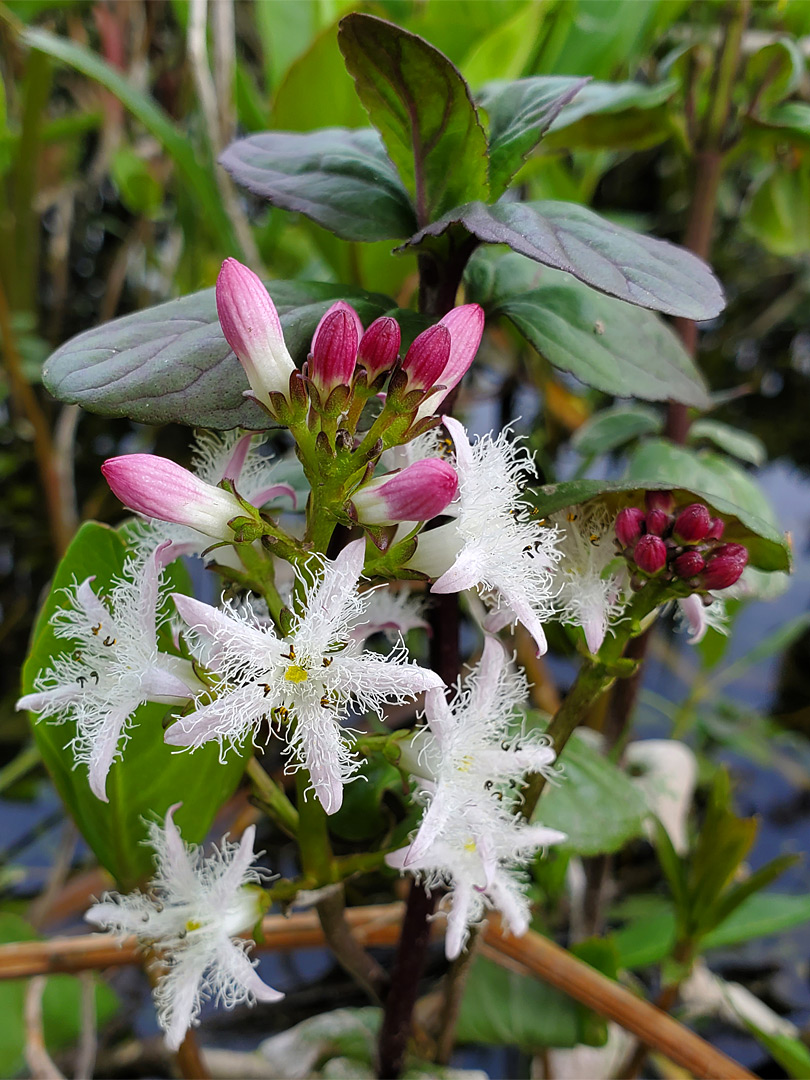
85;804;282;1051
17;543;200;801
166;540;443;814
407;417;562;655
388;637;566;958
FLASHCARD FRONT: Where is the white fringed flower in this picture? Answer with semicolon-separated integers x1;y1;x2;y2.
16;543;199;801
85;804;282;1050
348;587;428;644
407;417;561;656
166;540;443;814
551;503;628;654
388;637;566;958
675;593;728;644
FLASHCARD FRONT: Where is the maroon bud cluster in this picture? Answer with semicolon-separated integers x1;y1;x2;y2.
615;491;748;593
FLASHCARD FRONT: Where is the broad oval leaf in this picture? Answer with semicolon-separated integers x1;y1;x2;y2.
403;200;725;319
21;522;249;889
537;731;648;856
531;444;791;573
543;78;678;151
42;281;395;429
338;13;489;225
495;272;710;407
476;76;589;198
571;405;664;456
220;128;417;242
688;419;767;467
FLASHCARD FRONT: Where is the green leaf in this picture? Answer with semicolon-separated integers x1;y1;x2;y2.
572;406;663;456
612;906;677;970
221;129;416;242
494;271;709;406
653;818;688;923
543;78;678;151
743;1024;810;1080
537;732;648;856
21;522;248;888
456;954;606;1052
42;280;394;429
529;473;790;574
743;160;810;258
749;101;810;150
329;757;402;842
744;37;805;114
338;13;489;225
0;914;119;1078
708;855;800;935
23;27;239;255
688;419;767;467
704;891;810;950
403;200;725;319
110;145;163;219
476;76;589;198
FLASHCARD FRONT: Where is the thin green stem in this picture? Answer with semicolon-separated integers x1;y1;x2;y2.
295;772;334;884
247;758;299;839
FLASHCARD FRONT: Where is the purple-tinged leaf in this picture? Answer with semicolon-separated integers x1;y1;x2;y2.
42;281;394;429
338;13;489;226
220;128;417;242
476;76;589;197
403;200;725;319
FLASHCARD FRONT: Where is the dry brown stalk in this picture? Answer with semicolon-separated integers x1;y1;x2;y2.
0;904;754;1079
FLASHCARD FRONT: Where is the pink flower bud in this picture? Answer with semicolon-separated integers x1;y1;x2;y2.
645;490;674;513
102;455;244;539
706;516;725;541
309;303;360;393
357;317;401;380
673;550;705;579
673;503;711;543
402;324;451;391
216;258;296;405
645;508;671;536
352;459;458;526
435;304;485;395
615;507;645;547
701;543;748;590
634;534;667;575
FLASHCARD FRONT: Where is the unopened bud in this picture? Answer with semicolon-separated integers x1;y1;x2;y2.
357;317;401;380
216;258;296;406
645;508;671;536
673;550;705;579
634;534;667;575
310;303;360;393
102;455;244;539
706;517;725;541
674;503;711;543
352;459;458;526
401;324;451;391
701;543;748;590
645;490;674;513
615;507;645;547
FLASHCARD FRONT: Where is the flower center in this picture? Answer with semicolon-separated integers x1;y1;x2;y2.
185;918;203;932
285;664;309;683
464;839;477;853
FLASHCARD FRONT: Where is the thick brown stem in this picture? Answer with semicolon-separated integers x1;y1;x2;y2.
316;888;389;1002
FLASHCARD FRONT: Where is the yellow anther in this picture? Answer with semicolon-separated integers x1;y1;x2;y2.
285;664;309;684
463;839;477;853
185;918;203;932
457;755;473;773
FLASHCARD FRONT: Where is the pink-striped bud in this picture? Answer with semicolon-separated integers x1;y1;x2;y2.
673;503;711;543
645;490;674;513
102;455;244;539
645;508;671;536
706;516;725;541
401;324;451;391
357;317;401;380
673;550;705;579
310;302;361;393
634;534;667;575
701;543;748;590
216;258;296;405
616;507;645;547
352;459;458;526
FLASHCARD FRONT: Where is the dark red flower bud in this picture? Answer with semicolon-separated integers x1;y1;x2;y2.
645;490;674;513
310;305;359;393
616;507;645;547
634;534;667;575
701;543;748;590
646;508;671;536
673;550;705;579
673;503;711;543
357;317;401;380
401;323;451;390
706;516;725;541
